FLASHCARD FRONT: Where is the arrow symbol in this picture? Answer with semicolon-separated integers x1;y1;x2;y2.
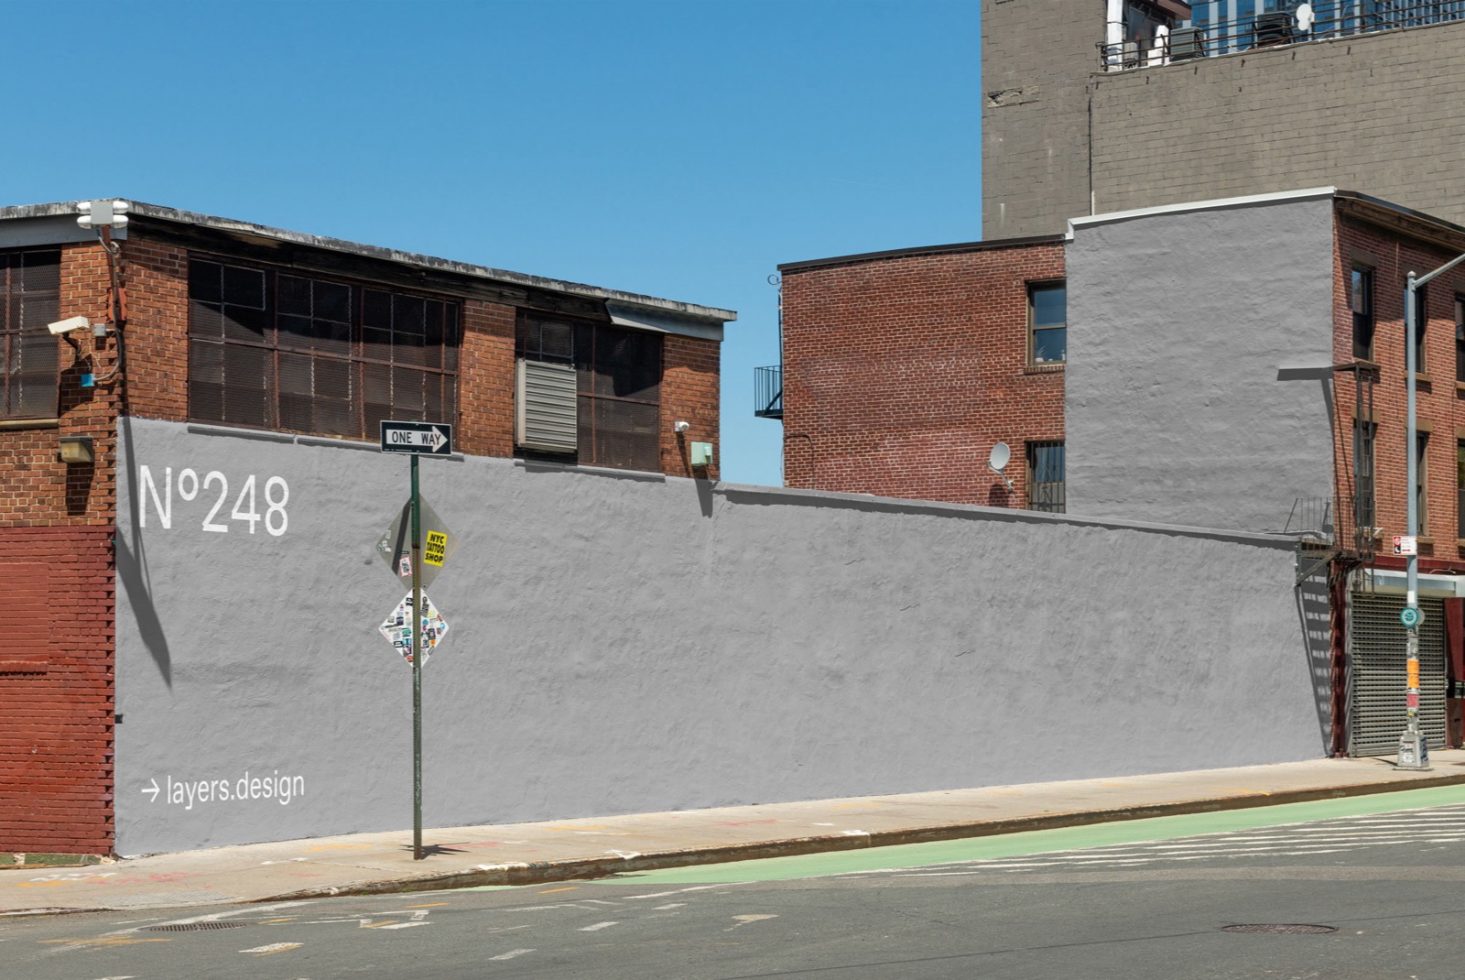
142;777;159;802
427;427;447;452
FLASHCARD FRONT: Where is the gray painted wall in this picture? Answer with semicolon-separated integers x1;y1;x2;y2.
116;417;1322;855
1065;196;1337;529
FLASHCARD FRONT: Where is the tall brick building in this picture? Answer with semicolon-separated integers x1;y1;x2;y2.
983;1;1465;239
0;199;731;854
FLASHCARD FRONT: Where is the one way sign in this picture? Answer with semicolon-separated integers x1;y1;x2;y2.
380;420;454;456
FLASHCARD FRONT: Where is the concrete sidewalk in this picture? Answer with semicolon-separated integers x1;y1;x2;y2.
8;751;1465;916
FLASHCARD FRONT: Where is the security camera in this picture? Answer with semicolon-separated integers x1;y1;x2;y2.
48;316;92;336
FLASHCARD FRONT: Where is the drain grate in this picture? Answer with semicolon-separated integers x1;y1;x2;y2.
145;921;249;932
1222;923;1338;935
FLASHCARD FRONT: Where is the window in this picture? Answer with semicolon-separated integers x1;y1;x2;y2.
0;250;60;419
1416;432;1430;535
1455;294;1464;383
1026;441;1065;513
1354;421;1376;532
188;258;459;438
516;314;663;472
1028;282;1066;365
1457;440;1465;541
1408;283;1427;374
1351;266;1374;360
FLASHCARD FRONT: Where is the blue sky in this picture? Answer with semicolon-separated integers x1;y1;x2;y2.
3;0;981;486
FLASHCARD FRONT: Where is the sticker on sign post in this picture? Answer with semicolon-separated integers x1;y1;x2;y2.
1394;535;1418;556
378;591;449;666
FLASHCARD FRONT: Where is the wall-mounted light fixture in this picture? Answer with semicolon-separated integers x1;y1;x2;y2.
58;435;94;465
673;420;690;434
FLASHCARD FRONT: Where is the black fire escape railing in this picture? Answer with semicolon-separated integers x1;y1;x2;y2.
754;365;782;419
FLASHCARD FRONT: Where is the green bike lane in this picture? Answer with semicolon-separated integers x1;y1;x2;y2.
561;783;1465;886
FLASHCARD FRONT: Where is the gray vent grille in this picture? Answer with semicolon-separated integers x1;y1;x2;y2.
515;359;577;453
1348;590;1446;757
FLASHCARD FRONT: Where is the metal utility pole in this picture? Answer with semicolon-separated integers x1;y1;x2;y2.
1398;251;1465;770
411;452;424;859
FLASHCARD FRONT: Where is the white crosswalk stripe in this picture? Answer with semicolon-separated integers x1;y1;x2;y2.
878;803;1465;876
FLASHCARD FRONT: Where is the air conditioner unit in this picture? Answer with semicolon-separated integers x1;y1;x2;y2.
1254;11;1294;46
1169;26;1206;60
515;359;577;453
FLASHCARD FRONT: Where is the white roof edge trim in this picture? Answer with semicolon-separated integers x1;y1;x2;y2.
606;301;725;343
1065;187;1339;239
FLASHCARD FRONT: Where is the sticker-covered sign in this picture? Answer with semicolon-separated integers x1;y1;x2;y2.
378;591;450;666
375;498;456;588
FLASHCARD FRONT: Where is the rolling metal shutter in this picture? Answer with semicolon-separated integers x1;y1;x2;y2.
1348;590;1447;756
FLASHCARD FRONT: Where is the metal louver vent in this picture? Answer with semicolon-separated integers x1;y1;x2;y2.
1348;591;1447;757
516;359;577;453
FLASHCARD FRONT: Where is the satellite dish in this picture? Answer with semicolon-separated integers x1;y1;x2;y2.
988;442;1014;492
988;441;1011;473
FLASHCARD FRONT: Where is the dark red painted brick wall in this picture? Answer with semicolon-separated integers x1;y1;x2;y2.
0;526;115;853
780;242;1066;505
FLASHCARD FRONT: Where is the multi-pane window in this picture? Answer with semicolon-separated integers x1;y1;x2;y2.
516;314;663;472
1026;441;1066;513
0;250;60;419
1354;421;1376;532
1409;283;1427;374
1351;266;1374;360
188;258;458;438
1028;282;1066;365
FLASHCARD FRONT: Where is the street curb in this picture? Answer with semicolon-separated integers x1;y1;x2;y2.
260;770;1465;902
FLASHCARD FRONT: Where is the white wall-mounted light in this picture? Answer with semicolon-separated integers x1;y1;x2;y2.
76;199;130;230
58;435;94;465
673;420;690;434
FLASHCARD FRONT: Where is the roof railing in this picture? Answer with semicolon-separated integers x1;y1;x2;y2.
1098;1;1465;70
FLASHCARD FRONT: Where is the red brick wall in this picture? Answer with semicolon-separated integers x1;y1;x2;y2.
780;242;1066;505
1333;215;1465;562
660;335;720;479
120;236;189;422
458;300;516;458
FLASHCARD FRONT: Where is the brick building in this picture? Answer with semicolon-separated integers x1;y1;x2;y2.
983;1;1465;239
0;199;731;855
776;237;1067;509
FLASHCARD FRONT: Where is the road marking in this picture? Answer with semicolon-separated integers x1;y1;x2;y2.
240;942;302;955
580;921;618;932
489;948;535;961
654;903;686;910
538;886;579;895
624;883;753;900
727;914;778;931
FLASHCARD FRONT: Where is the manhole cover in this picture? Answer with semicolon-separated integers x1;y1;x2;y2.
145;921;249;932
1221;923;1338;935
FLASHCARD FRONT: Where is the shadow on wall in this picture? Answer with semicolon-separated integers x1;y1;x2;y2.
1295;549;1334;754
116;417;172;688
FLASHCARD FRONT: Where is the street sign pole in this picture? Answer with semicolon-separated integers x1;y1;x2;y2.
411;453;424;860
378;419;454;859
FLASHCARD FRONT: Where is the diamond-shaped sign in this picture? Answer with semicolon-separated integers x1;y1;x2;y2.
378;591;450;666
375;498;456;589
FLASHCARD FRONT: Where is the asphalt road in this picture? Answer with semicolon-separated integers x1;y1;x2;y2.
9;791;1465;979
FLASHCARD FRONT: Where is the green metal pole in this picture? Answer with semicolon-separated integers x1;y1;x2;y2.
411;453;424;859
